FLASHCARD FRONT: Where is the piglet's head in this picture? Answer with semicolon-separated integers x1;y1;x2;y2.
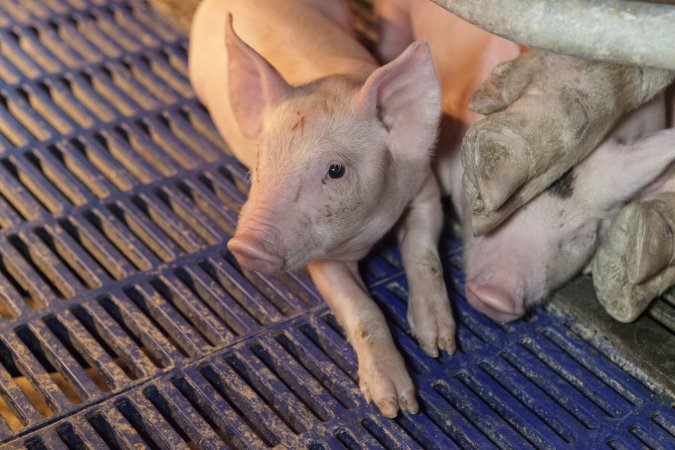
224;16;441;273
463;98;674;322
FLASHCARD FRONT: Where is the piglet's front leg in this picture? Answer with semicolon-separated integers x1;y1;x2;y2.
398;176;456;357
308;260;417;418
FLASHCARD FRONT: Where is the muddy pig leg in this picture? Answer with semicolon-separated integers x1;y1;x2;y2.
373;0;413;63
398;176;456;357
308;260;417;418
463;50;674;235
593;191;675;322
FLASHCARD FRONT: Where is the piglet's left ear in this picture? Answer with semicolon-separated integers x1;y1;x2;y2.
225;13;291;138
354;40;442;158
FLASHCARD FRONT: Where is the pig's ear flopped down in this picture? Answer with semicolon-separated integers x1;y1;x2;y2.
353;40;442;159
225;13;291;138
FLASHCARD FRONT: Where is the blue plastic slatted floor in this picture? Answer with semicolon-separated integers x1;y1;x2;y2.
0;0;670;448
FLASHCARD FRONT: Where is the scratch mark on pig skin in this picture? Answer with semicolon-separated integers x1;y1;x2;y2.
548;169;575;198
293;184;301;203
291;112;305;135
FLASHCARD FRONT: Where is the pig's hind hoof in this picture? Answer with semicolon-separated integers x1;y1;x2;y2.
593;195;675;322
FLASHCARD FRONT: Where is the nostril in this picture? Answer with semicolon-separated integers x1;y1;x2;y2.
227;235;283;273
464;280;524;323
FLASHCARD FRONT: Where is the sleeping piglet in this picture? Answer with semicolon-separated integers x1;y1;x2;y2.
189;0;454;417
463;95;675;321
375;0;675;322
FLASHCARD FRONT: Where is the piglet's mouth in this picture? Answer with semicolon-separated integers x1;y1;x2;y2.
227;236;283;273
464;280;524;323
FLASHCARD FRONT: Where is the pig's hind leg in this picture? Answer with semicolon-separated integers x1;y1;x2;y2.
308;260;418;418
398;177;457;357
373;0;413;63
594;191;675;322
464;50;674;236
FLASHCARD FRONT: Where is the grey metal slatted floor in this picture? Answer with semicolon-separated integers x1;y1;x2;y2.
0;0;670;448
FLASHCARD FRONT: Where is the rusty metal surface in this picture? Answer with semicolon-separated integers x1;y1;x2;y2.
0;0;670;448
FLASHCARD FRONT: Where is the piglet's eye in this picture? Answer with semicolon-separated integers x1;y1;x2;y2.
328;164;346;179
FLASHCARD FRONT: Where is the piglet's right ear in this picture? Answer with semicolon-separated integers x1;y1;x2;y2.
225;14;291;138
353;40;441;159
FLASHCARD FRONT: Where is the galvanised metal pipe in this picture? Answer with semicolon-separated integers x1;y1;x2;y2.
432;0;675;71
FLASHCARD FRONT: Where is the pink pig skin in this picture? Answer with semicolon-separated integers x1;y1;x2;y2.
376;0;675;322
189;0;455;417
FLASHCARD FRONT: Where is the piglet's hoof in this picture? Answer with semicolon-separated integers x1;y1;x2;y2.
358;348;418;418
407;290;457;358
593;194;675;322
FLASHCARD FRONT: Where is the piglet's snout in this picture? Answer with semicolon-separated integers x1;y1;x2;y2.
464;280;524;323
228;233;283;273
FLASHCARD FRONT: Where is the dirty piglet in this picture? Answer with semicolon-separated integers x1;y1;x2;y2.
189;0;454;417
